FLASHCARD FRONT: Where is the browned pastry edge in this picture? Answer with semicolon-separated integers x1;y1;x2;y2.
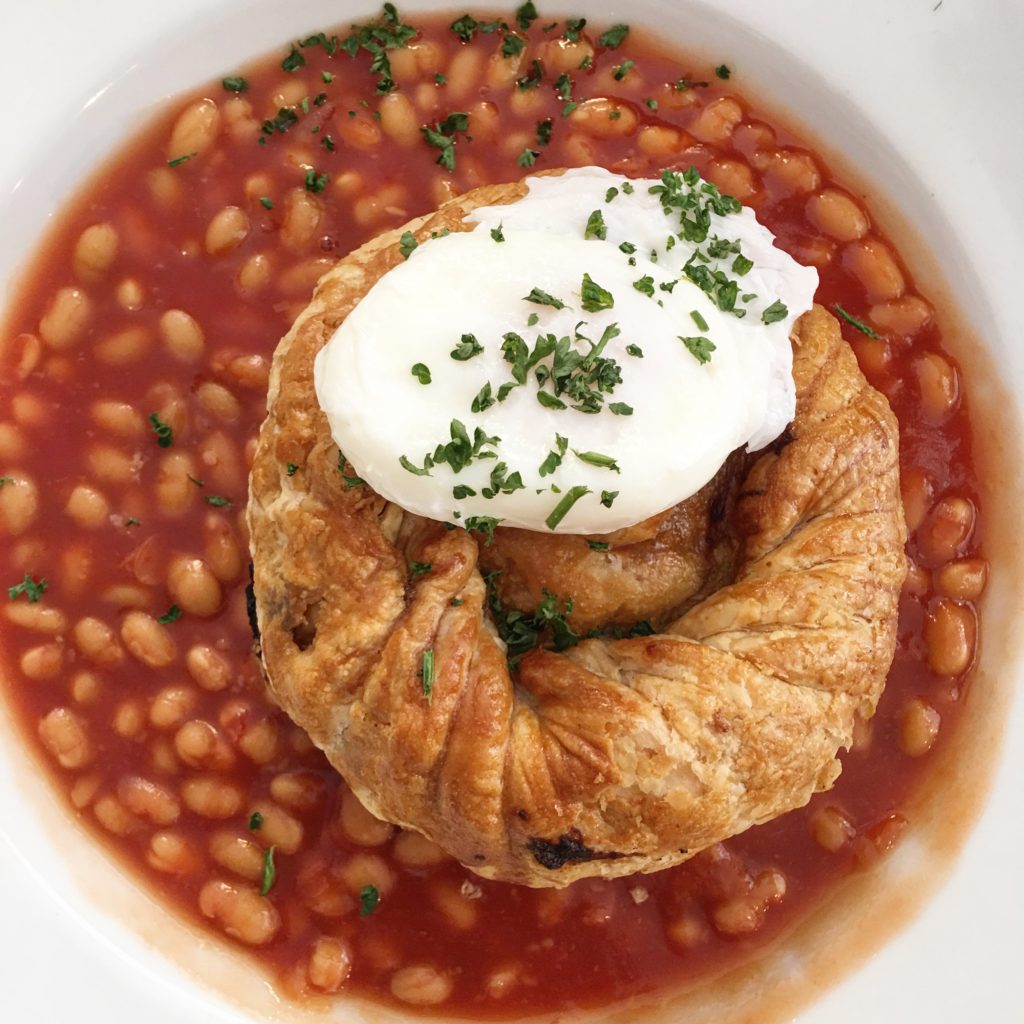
247;177;907;887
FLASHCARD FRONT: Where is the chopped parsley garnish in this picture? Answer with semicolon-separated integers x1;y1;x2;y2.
598;23;630;49
0;476;12;488
471;382;495;412
402;420;500;480
644;97;658;110
481;462;525;499
205;495;233;507
8;573;47;603
451;333;484;360
157;605;182;624
166;153;195;168
732;254;753;276
259;846;277;896
564;16;587;41
286;463;299;477
409;561;432;578
222;76;249;92
420;648;435;699
609;402;633;416
680;335;716;364
282;47;305;73
633;275;655;298
612;59;635;80
834;303;882;339
248;811;264;831
187;475;204;488
546;485;591;530
537;391;566;410
587;540;610;551
304;168;329;193
524;287;566;310
502;33;526;57
715;63;731;79
399;455;432;476
322;70;335;83
517;147;540;168
149;412;173;448
261;107;299;136
411;362;432;385
619;241;637;255
484;573;579;664
584;209;607;241
761;300;789;325
464;515;502;544
259;196;274;210
450;14;479;40
399;231;418;258
338;3;416;95
125;517;141;527
675;75;709;91
580;273;614;312
537;118;553;145
490;223;505;243
573;450;620;473
322;134;336;152
690;310;710;331
516;59;544;91
539;434;569;477
600;490;619;508
626;343;643;357
452;484;477;499
337;450;365;489
450;597;464;606
422;111;470;171
516;1;539;30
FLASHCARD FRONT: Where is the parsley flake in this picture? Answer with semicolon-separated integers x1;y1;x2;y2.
598;24;630;49
537;118;553;146
166;153;195;168
834;303;882;339
157;605;182;625
584;209;607;241
451;333;484;360
420;649;435;699
609;402;633;416
573;450;620;473
149;412;173;448
680;335;716;364
8;573;47;604
761;300;789;325
546;485;591;530
490;223;505;243
613;60;635;81
205;495;233;507
222;76;249;93
518;147;540;168
580;273;614;312
600;490;619;508
248;811;264;831
524;287;566;310
411;363;432;385
626;343;643;357
259;846;277;896
399;230;418;258
286;463;299;477
715;63;731;79
516;1;539;31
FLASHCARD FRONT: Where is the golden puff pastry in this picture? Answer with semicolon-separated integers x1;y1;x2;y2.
247;179;906;887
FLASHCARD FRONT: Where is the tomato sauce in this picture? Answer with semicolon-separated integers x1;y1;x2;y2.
0;5;983;1016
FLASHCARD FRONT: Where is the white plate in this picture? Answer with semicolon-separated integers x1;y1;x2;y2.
1;2;1022;1022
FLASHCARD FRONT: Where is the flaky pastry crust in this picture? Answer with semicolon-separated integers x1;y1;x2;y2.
247;179;907;887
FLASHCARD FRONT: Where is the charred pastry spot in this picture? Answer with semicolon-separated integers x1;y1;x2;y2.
527;828;624;870
737;488;766;501
246;563;263;662
517;808;530;821
771;424;796;454
290;618;317;651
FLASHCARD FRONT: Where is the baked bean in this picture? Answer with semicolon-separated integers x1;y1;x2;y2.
279;188;323;252
234;717;279;766
918;496;975;565
149;684;198;729
223;96;258;142
248;800;304;854
353;184;408;228
205;206;250;255
568;97;638;137
447;46;485;101
340;851;395;896
809;805;855;852
0;475;38;535
392;829;449;867
805;189;868;242
665;914;709;949
237;252;272;293
73;222;119;281
147;831;201;875
935;558;988;602
203;514;245;582
869;295;933;336
924;600;976;677
209;831;265;882
563;132;597;167
430;879;479;930
903;560;930;598
852;813;908;869
197;431;245;492
899;698;941;757
20;643;65;681
38;286;92;350
38;708;92;768
4;601;67;634
900;467;933;535
712;869;786;936
70;670;103;705
637;124;685;157
147;165;184;207
115;278;144;311
378;92;420;146
270;772;327;814
70;774;102;809
12;392;50;429
94;794;142;837
121;611;177;669
278;257;334;297
168;98;220;159
390;965;453;1006
307;936;353;994
72;616;124;666
851;711;873;752
688;97;743;144
198;880;281;946
181;776;246;818
186;643;232;691
87;443;137;485
337;111;382;149
224;352;270;390
1;331;43;380
61;543;94;599
175;720;236;771
296;857;353;918
159;309;205;362
852;337;891;378
65;484;110;528
118;775;181;825
89;399;144;439
339;789;395;846
759;149;821;196
100;584;152;609
167;555;224;617
155;451;200;516
843;238;905;303
485;965;521;999
914;352;959;421
112;698;147;739
704;158;757;202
